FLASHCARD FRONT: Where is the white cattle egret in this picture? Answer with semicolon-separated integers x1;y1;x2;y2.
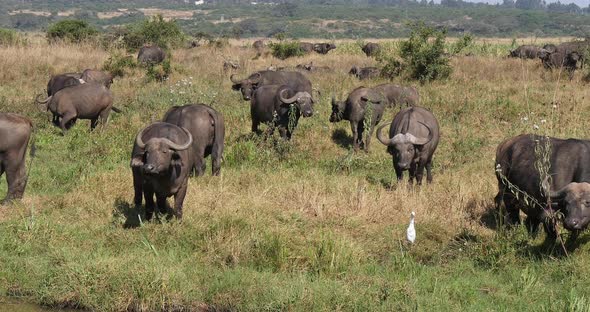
407;211;416;244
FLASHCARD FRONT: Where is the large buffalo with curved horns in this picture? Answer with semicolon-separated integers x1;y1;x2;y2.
46;72;83;97
36;83;119;134
251;85;314;140
495;134;590;245
131;122;194;221
163;104;225;177
231;70;312;101
376;106;440;185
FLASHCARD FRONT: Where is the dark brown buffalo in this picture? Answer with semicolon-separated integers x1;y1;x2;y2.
131;122;194;220
349;66;381;80
163;104;225;176
36;83;118;134
362;42;381;57
138;45;166;65
0;113;33;204
495;134;590;244
250;85;314;140
376;106;440;185
231;70;312;101
538;49;580;79
372;83;419;108
509;45;540;59
313;43;336;54
330;87;385;152
46;72;83;96
80;69;114;88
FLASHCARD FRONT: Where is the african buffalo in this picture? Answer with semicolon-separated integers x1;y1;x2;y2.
80;69;114;88
495;134;590;244
163;104;225;176
362;42;381;57
538;49;580;79
313;43;336;54
131;122;194;220
251;85;314;140
253;39;266;58
509;45;541;59
231;70;312;101
138;45;166;65
376;106;440;185
349;66;381;80
372;83;419;108
46;72;83;96
0;113;33;204
36;83;119;134
330;87;386;152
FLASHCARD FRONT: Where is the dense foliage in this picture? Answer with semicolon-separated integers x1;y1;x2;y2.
269;41;305;60
121;15;185;51
46;19;97;43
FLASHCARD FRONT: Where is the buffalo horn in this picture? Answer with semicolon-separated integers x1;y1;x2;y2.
549;184;570;200
135;127;148;149
250;72;262;84
376;122;393;146
230;74;243;84
162;127;193;151
411;121;433;146
279;89;298;104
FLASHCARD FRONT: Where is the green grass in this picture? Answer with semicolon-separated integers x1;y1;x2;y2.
1;40;590;311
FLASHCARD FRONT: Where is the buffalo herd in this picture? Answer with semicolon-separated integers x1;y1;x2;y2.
509;40;589;79
2;39;590;249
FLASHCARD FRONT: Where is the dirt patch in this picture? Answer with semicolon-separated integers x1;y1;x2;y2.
8;10;51;17
137;8;209;20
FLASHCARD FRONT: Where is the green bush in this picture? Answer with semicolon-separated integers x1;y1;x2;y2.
0;28;26;46
123;15;185;51
450;33;474;54
396;23;452;83
46;19;98;43
145;59;172;82
102;50;136;77
269;41;304;60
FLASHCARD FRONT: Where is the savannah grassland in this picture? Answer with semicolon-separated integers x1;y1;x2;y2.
1;36;590;311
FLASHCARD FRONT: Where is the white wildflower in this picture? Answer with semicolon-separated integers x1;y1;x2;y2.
540;119;546;124
533;124;539;130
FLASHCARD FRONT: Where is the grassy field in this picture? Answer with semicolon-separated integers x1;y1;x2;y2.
1;37;590;311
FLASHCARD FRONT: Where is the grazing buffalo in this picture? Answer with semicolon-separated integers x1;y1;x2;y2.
231;70;312;101
138;45;166;65
330;87;386;152
80;69;114;88
250;85;314;140
362;42;381;57
372;83;419;108
349;66;381;80
495;134;590;244
313;43;336;54
163;104;225;176
538;49;580;79
253;39;266;58
36;83;118;134
0;113;33;204
376;106;440;185
46;72;83;96
131;122;194;220
299;42;315;53
509;45;541;59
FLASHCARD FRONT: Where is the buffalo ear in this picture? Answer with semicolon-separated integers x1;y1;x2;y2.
171;151;183;167
130;153;145;168
231;84;241;91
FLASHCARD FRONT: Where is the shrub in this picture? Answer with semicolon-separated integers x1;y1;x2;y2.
123;15;185;51
450;33;474;55
102;50;136;78
46;19;98;43
146;59;172;82
395;23;452;83
269;41;304;60
0;28;26;46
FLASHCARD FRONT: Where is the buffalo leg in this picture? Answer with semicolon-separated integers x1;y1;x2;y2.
425;161;433;183
393;161;403;181
542;220;558;244
408;162;417;185
524;216;540;237
2;152;27;204
143;184;156;221
365;123;376;152
98;110;110;130
173;181;188;220
251;119;261;135
350;121;359;151
212;146;222;177
60;112;77;134
156;194;169;218
194;150;206;177
90;118;99;131
415;162;426;185
132;169;143;208
356;122;365;150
